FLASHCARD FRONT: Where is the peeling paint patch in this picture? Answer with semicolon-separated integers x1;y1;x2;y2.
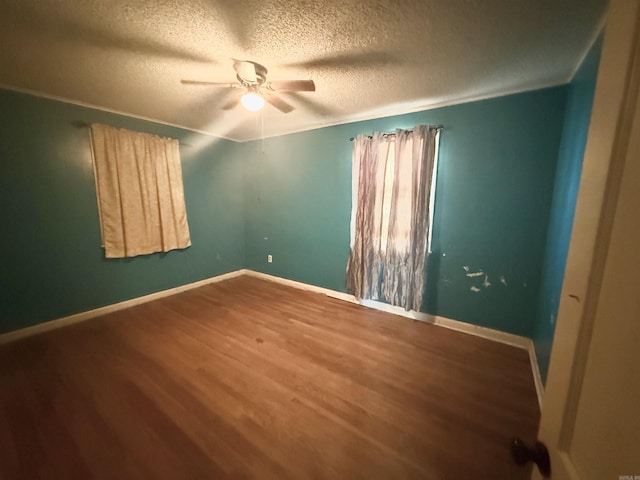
470;286;481;293
500;276;508;286
482;275;491;288
466;271;484;278
463;265;470;272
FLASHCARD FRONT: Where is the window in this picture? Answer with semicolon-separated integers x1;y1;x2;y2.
90;124;191;258
346;126;441;311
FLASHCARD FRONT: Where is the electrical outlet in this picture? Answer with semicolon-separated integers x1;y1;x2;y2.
267;254;273;263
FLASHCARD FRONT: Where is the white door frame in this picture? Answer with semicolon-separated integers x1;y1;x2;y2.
534;0;640;477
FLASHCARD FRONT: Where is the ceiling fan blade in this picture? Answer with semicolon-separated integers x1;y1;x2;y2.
268;80;316;92
265;95;295;113
181;80;234;87
233;60;258;83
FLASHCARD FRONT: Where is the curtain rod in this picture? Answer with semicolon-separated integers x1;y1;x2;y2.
349;126;443;142
73;120;190;146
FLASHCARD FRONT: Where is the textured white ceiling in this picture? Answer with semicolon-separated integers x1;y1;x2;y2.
0;0;607;142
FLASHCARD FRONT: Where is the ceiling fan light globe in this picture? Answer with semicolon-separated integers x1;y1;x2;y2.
241;92;265;112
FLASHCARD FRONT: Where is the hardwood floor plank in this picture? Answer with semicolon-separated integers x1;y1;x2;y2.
0;275;538;479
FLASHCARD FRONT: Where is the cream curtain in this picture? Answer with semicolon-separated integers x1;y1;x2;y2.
90;124;191;258
346;126;439;311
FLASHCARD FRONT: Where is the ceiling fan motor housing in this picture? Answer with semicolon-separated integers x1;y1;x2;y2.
237;61;268;86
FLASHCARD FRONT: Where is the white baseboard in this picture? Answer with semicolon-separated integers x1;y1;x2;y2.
245;270;544;408
244;270;357;304
527;342;545;409
246;270;529;346
0;269;248;345
0;268;544;408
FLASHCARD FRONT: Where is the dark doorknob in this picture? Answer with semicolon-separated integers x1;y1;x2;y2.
510;437;551;477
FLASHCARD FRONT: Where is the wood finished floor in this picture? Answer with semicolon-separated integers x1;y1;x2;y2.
0;275;539;479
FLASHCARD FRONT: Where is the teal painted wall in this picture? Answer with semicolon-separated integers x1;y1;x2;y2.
0;89;245;334
244;87;568;337
0;85;573;340
534;37;602;383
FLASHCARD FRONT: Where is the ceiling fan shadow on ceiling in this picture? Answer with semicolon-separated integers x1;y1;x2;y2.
181;60;315;113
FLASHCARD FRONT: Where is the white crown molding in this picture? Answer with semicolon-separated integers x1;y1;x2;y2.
238;80;568;143
0;83;238;143
1;80;565;144
567;18;607;83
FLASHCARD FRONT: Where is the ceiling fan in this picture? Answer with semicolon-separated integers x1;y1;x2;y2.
181;60;315;113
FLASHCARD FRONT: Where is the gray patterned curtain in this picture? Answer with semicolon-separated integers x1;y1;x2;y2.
346;126;439;311
346;132;388;301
